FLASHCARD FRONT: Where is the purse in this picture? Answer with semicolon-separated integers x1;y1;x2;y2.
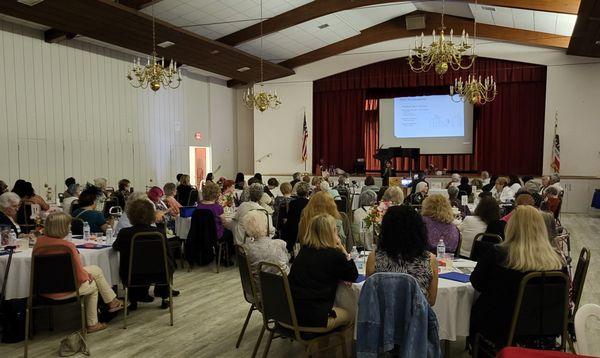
59;331;90;357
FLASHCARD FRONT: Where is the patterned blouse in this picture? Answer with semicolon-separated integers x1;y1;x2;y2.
374;250;433;297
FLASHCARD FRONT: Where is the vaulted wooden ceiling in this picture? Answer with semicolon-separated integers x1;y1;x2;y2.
0;0;587;86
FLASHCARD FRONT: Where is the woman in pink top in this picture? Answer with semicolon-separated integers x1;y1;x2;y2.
163;182;182;216
34;212;124;333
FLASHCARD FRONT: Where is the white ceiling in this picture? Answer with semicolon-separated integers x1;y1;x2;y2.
143;0;578;64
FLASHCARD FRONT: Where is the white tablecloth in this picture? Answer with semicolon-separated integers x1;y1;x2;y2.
0;242;120;300
334;259;477;341
175;212;236;240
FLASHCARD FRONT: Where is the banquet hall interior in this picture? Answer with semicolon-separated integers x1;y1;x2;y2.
0;0;599;357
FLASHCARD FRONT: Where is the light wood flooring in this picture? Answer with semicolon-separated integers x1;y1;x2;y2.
1;213;599;358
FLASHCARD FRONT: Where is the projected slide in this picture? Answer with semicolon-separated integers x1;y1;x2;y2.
393;95;465;138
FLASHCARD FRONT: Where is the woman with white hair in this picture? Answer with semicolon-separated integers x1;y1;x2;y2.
353;190;377;249
234;183;274;244
0;192;22;234
381;186;404;205
407;181;428;205
320;180;341;200
446;173;461;189
242;210;289;293
93;178;109;212
114;192;150;234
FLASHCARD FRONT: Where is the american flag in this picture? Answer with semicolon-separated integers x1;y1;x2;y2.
301;112;308;162
551;111;560;173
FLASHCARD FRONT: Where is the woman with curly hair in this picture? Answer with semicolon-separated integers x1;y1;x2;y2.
366;205;438;305
421;194;460;254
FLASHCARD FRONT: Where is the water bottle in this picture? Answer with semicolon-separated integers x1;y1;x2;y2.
436;239;446;260
9;230;17;247
83;222;91;241
105;227;114;245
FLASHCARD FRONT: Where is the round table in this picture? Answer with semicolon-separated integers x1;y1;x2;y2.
334;259;477;342
0;240;120;300
175;212;236;240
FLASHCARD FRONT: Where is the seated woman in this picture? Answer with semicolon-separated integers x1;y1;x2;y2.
361;176;379;194
366;205;438;305
490;177;515;203
197;182;234;263
320;181;341;200
176;174;193;206
540;186;561;217
35;212;124;333
113;198;178;309
219;179;236;208
284;182;310;253
71;186;112;234
289;213;358;330
62;183;81;215
272;182;293;229
352;190;377;249
163;182;182;217
508;175;522;193
458;196;497;258
407;181;428;205
0;192;24;235
448;186;471;218
298;191;346;249
457;176;472;197
241;210;289;296
115;192;149;234
469;206;565;348
148;186;175;232
381;186;404;205
421;194;460;254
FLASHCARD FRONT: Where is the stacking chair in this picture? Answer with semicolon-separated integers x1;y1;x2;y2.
25;247;86;358
70;217;85;236
574;304;600;355
470;233;503;262
257;262;349;358
567;247;591;350
16;203;36;234
188;189;199;206
454;232;463;257
234;246;264;358
339;212;354;251
102;195;120;219
0;245;17;339
473;271;570;357
122;232;173;329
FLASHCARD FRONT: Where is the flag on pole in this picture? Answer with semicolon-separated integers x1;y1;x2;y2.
301;112;308;162
551;111;560;173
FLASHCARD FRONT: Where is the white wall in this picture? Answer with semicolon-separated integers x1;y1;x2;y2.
253;82;313;175
236;88;254;174
0;19;236;196
543;63;600;177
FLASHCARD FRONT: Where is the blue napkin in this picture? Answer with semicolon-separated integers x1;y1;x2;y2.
439;272;470;283
355;274;367;283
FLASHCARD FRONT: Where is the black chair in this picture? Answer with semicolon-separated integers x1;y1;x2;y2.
187;189;199;206
122;232;173;329
257;262;349;358
102;195;120;219
568;247;591;349
0;245;17;338
454;232;463;257
16;203;36;234
335;196;348;214
185;209;226;272
70;217;84;236
25;247;86;358
470;233;503;262
474;271;570;357
234;246;263;358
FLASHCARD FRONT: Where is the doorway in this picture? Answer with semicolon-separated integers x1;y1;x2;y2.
189;146;211;187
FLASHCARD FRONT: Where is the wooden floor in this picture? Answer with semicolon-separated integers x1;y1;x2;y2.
1;213;599;358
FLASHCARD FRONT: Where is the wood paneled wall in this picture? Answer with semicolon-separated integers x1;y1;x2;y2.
0;19;236;197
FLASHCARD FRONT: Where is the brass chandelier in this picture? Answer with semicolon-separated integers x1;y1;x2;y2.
127;6;181;92
408;0;475;76
242;0;281;112
449;1;497;105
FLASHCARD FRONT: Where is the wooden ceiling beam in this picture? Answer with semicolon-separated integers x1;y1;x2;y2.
217;0;580;47
280;12;571;69
117;0;160;10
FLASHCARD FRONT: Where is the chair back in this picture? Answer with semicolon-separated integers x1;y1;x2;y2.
127;232;170;287
0;246;16;303
258;262;301;341
339;212;353;251
571;247;591;313
335;196;348;213
30;246;79;297
188;189;199;206
185;209;217;265
454;231;463;257
69;199;81;215
102;196;120;218
16;203;35;234
470;232;503;261
507;271;569;348
574;304;600;356
235;245;258;306
70;217;84;235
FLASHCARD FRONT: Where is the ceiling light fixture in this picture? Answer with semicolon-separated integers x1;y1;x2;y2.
450;0;497;105
408;0;475;76
242;0;281;112
127;5;182;92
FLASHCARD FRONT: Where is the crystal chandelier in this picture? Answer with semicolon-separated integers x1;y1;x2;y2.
127;6;181;92
242;0;281;112
408;0;475;76
449;1;497;105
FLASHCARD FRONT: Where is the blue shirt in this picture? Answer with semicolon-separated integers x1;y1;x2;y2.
72;208;107;233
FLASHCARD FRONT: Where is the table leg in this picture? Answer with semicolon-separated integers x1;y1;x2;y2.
443;339;451;358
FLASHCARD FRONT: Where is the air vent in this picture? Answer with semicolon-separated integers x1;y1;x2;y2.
318;24;330;29
157;41;175;48
481;6;496;11
237;67;250;72
17;0;44;5
406;14;426;30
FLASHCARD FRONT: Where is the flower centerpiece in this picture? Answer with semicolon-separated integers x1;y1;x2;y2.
363;201;393;236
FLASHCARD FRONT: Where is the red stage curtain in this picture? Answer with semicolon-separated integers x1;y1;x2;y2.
313;57;547;175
